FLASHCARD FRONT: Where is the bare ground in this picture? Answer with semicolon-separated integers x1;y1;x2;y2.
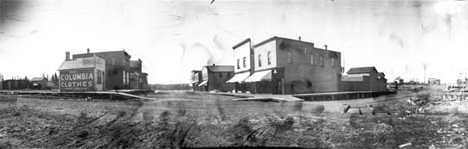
0;89;467;148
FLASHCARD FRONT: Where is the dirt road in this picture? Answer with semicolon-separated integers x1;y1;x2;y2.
0;90;467;148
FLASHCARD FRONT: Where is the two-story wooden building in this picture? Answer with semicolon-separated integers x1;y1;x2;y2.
58;52;106;92
229;36;343;94
227;38;255;93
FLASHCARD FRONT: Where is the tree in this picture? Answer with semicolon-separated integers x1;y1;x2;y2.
53;73;59;84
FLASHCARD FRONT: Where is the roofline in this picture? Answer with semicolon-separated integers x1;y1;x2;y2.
73;50;131;59
253;36;277;48
232;38;251;49
205;65;235;72
205;65;234;67
346;66;378;74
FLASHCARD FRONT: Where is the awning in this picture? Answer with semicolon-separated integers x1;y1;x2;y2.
227;72;251;83
244;70;272;82
198;80;208;86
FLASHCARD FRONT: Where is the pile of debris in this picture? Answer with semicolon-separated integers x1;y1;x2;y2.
342;104;391;115
408;97;429;106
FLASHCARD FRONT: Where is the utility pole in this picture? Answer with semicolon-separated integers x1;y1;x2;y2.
423;63;427;84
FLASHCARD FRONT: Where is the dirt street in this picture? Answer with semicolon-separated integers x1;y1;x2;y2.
0;88;467;148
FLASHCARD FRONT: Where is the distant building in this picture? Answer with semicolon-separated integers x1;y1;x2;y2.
456;78;466;87
341;67;387;92
71;49;148;90
428;78;441;85
229;36;342;94
58;53;106;92
30;77;48;90
0;74;3;90
197;65;235;92
129;59;148;89
3;79;30;90
395;76;404;84
191;70;204;91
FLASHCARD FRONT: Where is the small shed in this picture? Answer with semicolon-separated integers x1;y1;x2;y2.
30;77;48;89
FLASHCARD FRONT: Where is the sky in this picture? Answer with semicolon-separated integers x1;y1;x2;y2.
0;0;467;84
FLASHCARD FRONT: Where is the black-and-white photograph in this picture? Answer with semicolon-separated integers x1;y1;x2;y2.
0;0;467;148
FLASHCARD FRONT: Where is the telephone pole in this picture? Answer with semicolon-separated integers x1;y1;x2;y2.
423;63;427;84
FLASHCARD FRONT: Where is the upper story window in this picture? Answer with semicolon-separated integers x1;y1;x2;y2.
237;59;240;69
331;58;335;67
227;73;231;78
287;51;292;64
267;51;271;65
320;55;324;67
243;57;247;68
310;54;314;65
219;73;222;78
258;54;262;67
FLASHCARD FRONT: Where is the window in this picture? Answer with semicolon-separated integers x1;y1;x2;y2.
287;51;292;64
310;54;314;65
258;54;262;67
320;55;324;67
219;73;222;78
331;58;335;67
243;57;247;68
227;73;231;78
97;70;102;84
267;51;271;65
127;72;129;85
123;71;126;84
237;59;240;69
96;70;101;84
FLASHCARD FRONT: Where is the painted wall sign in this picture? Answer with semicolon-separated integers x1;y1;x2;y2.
60;69;94;92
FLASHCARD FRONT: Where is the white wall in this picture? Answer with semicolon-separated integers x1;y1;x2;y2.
254;40;277;71
233;42;251;73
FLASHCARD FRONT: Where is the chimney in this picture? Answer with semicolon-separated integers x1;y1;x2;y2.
87;48;90;54
65;52;70;61
324;45;328;50
298;36;301;41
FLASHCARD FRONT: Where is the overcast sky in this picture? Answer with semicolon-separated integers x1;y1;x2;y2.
1;0;467;84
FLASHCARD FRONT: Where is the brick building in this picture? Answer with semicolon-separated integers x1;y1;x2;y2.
72;49;148;90
341;67;388;92
229;36;342;94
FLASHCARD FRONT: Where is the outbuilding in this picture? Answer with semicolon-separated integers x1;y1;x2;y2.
341;67;388;92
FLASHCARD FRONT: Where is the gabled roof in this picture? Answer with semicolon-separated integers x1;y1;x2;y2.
58;57;100;71
31;77;47;81
347;67;378;74
206;65;234;72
